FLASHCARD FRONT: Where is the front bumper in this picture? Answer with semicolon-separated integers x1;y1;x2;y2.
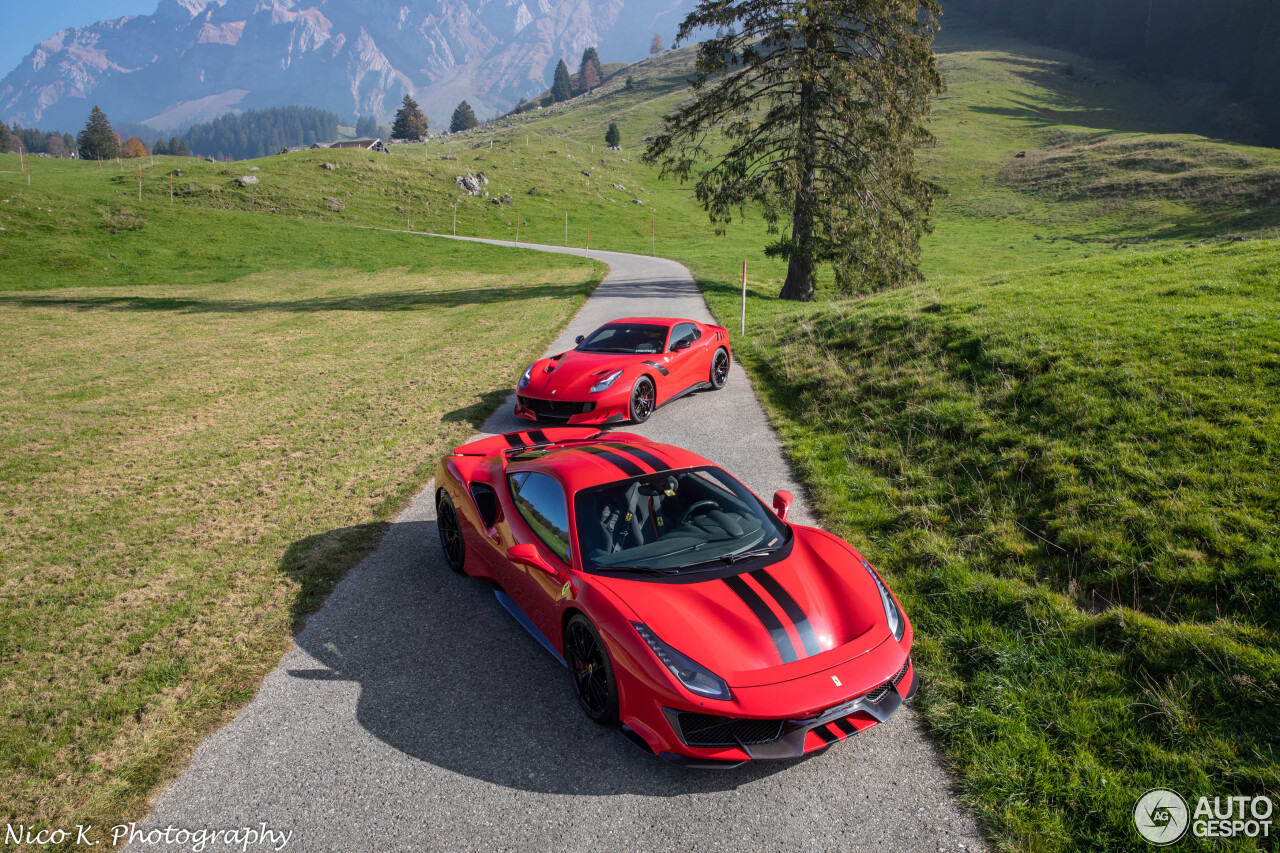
620;652;917;767
515;394;628;425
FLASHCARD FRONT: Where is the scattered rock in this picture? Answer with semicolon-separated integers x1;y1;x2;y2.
598;159;607;166
632;199;643;206
612;183;626;191
491;198;502;204
499;194;513;204
606;145;622;152
236;175;259;186
476;171;489;184
1015;151;1026;158
456;173;481;195
581;170;592;177
324;196;345;212
109;254;117;259
249;166;260;171
527;187;539;195
320;163;336;171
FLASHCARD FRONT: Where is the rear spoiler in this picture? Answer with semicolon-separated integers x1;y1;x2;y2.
452;427;608;457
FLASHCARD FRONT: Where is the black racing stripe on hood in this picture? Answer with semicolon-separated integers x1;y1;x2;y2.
724;576;798;664
503;432;524;448
601;443;670;473
575;446;645;478
528;429;551;445
749;569;822;658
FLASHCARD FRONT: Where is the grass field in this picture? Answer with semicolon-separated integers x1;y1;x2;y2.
3;12;1279;852
0;179;600;835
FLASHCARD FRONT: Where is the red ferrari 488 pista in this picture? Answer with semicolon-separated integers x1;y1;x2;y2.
514;317;731;425
435;427;916;767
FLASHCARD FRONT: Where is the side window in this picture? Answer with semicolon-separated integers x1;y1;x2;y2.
508;472;572;562
669;323;700;351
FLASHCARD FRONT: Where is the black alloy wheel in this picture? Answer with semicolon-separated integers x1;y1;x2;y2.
630;377;656;424
564;614;619;723
436;489;466;573
710;348;730;390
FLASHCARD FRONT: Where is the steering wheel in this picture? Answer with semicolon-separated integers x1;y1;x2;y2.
678;500;719;527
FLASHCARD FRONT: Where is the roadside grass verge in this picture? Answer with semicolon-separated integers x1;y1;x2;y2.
0;235;600;836
699;240;1280;852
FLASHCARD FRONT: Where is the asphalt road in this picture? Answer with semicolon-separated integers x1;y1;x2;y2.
137;239;984;852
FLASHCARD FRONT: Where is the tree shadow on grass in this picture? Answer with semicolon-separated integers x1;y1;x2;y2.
0;282;585;314
278;517;801;795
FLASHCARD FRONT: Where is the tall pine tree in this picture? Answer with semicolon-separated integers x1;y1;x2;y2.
77;106;119;161
0;122;9;154
450;101;479;132
551;60;573;102
577;47;603;93
646;0;942;301
605;122;621;148
391;95;429;141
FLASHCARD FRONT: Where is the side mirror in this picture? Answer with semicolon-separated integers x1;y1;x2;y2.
772;490;794;522
575;335;585;344
508;543;557;576
671;339;692;352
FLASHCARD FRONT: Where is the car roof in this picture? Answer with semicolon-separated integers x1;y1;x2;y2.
506;434;712;494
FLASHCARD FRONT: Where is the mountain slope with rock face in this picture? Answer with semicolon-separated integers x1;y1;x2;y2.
0;0;694;132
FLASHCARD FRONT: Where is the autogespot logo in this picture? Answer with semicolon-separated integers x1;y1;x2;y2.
1134;789;1189;846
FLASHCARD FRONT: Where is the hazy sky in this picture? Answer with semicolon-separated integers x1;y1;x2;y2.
1;1;157;84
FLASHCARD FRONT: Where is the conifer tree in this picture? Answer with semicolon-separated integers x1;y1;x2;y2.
650;34;664;54
0;122;9;154
450;100;479;132
577;47;603;93
646;0;943;300
390;94;429;141
77;106;119;161
605;122;621;148
551;60;573;102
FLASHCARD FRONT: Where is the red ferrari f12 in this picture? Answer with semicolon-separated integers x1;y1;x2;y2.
515;317;731;425
435;427;916;767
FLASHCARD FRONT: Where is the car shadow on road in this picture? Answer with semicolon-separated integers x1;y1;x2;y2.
282;517;800;796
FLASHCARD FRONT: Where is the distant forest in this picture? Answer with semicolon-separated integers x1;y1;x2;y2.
949;0;1280;143
182;106;343;160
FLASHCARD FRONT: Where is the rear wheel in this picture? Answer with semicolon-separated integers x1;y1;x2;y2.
436;489;466;573
630;377;656;424
563;614;619;724
709;347;730;390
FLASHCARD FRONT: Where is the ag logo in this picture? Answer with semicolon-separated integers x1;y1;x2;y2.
1135;789;1189;845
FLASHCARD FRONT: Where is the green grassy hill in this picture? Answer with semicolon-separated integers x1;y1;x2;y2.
1;15;1277;853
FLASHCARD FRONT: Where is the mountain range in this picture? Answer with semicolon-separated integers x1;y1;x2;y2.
0;0;695;133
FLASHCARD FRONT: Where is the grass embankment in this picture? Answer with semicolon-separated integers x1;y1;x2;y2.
700;241;1280;852
0;161;600;836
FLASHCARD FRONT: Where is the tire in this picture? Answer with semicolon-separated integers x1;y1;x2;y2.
629;376;656;424
709;347;730;390
563;613;619;724
436;489;466;573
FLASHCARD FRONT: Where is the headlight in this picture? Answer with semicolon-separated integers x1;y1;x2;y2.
632;623;731;701
589;369;624;393
518;365;533;389
861;558;905;641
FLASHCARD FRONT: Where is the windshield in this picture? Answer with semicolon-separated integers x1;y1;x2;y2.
574;466;791;573
576;323;667;355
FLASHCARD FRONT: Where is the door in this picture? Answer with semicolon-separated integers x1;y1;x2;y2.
665;322;704;392
505;471;574;644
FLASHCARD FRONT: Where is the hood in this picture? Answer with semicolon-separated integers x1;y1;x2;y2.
600;530;892;688
520;350;653;398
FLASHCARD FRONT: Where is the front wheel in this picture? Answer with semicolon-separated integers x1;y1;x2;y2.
563;614;619;724
709;347;730;390
629;377;656;424
436;489;466;573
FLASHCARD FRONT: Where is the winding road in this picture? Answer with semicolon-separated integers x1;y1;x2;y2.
138;239;984;852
